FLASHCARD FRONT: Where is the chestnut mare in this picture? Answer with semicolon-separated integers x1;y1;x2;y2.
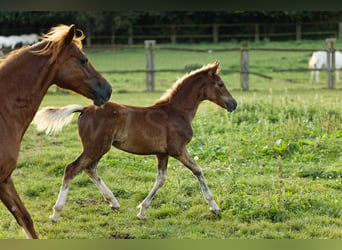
0;24;112;238
33;62;237;222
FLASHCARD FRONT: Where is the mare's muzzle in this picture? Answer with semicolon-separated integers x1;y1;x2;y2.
92;80;112;106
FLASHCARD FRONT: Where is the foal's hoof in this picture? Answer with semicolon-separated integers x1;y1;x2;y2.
49;215;58;223
111;206;120;213
210;208;221;218
137;213;147;220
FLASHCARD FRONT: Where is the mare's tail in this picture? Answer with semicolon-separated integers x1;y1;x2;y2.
32;104;84;134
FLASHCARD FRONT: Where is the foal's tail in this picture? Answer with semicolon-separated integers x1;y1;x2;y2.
32;104;84;134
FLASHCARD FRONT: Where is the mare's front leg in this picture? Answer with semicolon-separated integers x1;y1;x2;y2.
174;149;220;217
137;154;168;219
0;176;38;238
50;153;95;222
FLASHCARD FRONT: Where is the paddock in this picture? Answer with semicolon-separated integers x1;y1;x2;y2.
2;40;342;239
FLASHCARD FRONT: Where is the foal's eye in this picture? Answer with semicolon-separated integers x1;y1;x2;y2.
80;58;88;65
218;83;224;88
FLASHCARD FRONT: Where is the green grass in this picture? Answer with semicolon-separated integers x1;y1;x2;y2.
2;40;342;239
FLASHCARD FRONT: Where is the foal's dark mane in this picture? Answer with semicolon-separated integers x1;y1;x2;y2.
154;62;220;106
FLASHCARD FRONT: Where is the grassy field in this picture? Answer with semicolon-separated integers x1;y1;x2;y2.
2;40;342;239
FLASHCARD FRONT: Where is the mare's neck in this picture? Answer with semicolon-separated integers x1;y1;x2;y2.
0;42;56;139
169;75;205;122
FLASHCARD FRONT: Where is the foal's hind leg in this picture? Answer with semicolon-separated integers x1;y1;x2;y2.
0;176;38;238
174;149;220;217
50;153;94;222
137;154;168;219
84;163;120;212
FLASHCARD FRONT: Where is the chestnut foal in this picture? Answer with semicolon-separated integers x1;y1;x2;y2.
33;61;237;222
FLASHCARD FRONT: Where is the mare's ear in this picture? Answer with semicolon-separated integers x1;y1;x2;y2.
208;61;220;76
63;24;76;47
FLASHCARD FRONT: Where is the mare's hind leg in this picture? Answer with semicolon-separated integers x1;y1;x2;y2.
0;176;38;238
50;153;95;223
137;154;168;219
84;163;120;212
174;149;220;217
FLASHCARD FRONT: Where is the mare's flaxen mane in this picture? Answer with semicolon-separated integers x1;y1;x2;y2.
155;61;220;105
32;24;85;63
1;25;84;67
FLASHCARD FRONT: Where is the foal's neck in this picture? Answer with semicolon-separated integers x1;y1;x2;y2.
169;76;205;122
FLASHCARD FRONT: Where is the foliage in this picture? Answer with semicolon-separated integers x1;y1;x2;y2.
1;11;342;41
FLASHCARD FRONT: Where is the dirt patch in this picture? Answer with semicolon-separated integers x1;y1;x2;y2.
75;199;98;207
110;233;135;239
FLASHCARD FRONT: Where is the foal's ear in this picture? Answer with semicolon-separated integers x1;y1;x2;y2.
208;61;220;76
63;24;76;47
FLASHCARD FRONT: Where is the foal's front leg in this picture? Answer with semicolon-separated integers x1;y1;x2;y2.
50;153;94;222
137;154;168;219
175;149;220;216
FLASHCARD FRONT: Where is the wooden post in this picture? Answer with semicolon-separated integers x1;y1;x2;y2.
213;24;219;43
128;25;133;45
326;38;336;89
145;40;156;91
296;21;302;40
86;24;92;47
171;25;176;44
254;24;260;41
331;39;336;89
240;41;249;91
326;41;331;89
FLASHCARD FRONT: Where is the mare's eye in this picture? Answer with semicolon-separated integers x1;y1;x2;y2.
80;57;88;65
218;82;224;88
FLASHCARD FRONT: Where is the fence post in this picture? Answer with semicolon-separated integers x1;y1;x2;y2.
296;21;302;40
213;24;219;43
145;40;156;92
240;41;249;90
326;38;336;89
128;25;133;45
254;24;260;41
171;25;176;44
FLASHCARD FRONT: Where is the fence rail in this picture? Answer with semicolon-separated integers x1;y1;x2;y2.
89;21;342;45
98;39;340;91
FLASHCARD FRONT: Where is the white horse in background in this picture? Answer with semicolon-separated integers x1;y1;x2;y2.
308;50;342;84
20;34;39;46
0;33;39;56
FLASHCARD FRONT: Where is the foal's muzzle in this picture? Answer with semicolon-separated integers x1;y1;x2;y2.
226;99;237;112
92;80;112;106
